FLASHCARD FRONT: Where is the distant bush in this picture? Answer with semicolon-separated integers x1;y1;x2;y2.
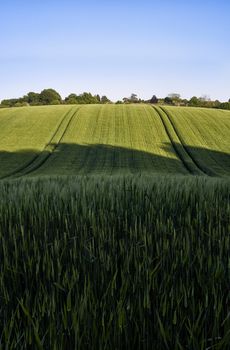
49;100;61;105
150;95;158;104
1;89;230;109
40;89;62;105
0;89;63;107
1;99;18;107
65;92;111;105
30;102;43;106
14;102;29;107
65;92;98;104
101;95;111;104
217;102;230;110
164;96;174;105
26;92;41;105
188;97;220;109
188;96;200;107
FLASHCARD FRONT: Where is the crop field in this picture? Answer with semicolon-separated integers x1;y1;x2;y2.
0;104;229;349
0;104;229;178
159;106;230;176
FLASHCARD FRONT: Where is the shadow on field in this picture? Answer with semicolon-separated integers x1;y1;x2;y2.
0;142;229;178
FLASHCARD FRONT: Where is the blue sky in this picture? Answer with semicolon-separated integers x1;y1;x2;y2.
0;0;229;101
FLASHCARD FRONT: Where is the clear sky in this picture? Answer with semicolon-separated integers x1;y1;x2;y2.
0;0;229;102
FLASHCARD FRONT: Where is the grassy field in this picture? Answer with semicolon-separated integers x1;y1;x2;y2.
0;105;75;178
160;106;230;176
0;104;229;177
0;104;229;349
0;176;229;349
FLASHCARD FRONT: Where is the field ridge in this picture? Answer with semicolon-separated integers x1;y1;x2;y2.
1;106;80;179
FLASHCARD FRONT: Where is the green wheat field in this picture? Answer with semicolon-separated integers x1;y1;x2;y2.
0;104;230;349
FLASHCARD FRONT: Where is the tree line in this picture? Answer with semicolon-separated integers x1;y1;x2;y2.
1;89;230;110
118;93;230;110
0;89;111;108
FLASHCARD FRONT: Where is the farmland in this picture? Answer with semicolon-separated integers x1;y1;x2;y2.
0;104;229;178
0;104;229;349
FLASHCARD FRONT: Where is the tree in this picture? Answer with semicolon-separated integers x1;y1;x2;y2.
1;99;19;107
217;102;230;110
101;96;111;104
65;92;102;104
77;92;99;104
122;94;139;103
26;92;41;105
150;95;158;104
164;97;173;105
188;96;200;107
168;93;181;100
130;94;138;102
214;100;221;107
95;95;101;102
65;94;78;104
180;99;188;106
39;89;62;105
168;93;181;105
49;100;61;105
14;102;29;107
199;95;210;102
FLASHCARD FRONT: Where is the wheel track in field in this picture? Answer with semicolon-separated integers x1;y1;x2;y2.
152;105;208;176
1;107;81;179
159;106;218;176
172;108;229;177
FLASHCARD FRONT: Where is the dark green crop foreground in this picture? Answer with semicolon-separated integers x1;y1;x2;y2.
0;175;229;349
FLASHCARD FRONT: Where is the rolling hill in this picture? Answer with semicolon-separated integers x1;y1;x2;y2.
0;104;229;178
